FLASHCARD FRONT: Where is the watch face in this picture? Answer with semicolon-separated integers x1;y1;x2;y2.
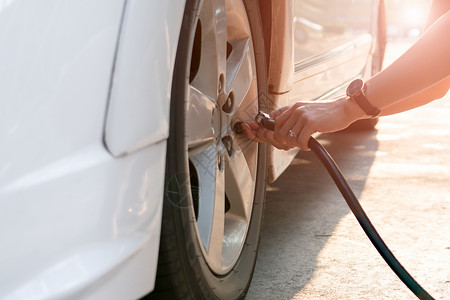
347;79;364;97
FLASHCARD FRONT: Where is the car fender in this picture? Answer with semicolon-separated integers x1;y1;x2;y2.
104;0;186;157
0;1;186;299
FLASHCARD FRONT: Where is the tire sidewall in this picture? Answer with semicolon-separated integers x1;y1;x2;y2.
164;0;268;299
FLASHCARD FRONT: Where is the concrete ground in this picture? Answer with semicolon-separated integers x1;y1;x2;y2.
246;41;450;299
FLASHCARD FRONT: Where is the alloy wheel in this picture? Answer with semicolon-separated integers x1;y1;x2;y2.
185;0;259;275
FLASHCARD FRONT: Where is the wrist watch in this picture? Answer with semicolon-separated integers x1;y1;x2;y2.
346;79;380;118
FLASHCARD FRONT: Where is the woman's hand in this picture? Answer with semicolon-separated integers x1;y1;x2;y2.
273;97;366;150
239;106;292;150
240;96;366;151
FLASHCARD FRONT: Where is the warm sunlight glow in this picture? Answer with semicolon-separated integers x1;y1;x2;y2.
401;5;427;27
385;0;431;38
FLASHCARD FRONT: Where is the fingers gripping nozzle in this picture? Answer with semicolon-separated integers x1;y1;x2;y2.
232;111;275;135
255;111;275;131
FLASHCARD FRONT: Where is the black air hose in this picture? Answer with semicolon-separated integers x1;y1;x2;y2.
258;116;434;300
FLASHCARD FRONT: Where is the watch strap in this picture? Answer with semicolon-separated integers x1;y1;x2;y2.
352;91;380;118
347;79;380;118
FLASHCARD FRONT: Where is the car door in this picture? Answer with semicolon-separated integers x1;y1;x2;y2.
291;0;375;100
266;0;380;182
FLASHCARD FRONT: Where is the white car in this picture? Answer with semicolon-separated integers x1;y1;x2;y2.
0;0;385;299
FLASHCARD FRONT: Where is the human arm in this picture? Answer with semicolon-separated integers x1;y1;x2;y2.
380;75;449;116
272;11;450;150
364;11;450;112
425;0;450;29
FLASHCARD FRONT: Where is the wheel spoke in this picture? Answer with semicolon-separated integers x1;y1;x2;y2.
186;86;219;153
206;166;225;267
191;146;225;268
190;0;227;98
226;0;250;40
225;141;257;220
226;38;256;110
232;78;259;127
222;214;247;267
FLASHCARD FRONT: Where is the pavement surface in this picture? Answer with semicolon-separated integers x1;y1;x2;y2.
246;41;450;299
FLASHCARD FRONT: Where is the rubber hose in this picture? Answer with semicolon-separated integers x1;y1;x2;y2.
308;137;433;300
259;117;434;300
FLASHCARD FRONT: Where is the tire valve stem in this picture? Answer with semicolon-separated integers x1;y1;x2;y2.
221;135;234;157
222;92;234;113
232;122;244;134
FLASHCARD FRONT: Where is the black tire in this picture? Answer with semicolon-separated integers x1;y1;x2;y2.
146;0;268;299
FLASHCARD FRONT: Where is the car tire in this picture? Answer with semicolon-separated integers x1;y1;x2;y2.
146;0;268;299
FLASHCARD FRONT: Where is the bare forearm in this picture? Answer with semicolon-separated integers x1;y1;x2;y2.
366;11;450;111
425;0;450;29
381;75;450;116
247;8;450;152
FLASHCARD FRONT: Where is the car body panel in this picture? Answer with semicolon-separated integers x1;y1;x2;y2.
292;0;374;99
0;0;185;299
292;34;373;101
0;0;383;298
293;0;374;64
267;0;294;95
104;0;184;157
265;0;381;182
1;143;166;300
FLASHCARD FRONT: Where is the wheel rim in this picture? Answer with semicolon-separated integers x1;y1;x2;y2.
185;0;259;275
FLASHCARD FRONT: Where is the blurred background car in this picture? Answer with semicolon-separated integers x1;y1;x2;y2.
0;0;390;299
